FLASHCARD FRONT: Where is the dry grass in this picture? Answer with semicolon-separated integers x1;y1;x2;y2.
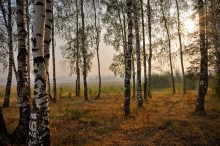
0;87;220;146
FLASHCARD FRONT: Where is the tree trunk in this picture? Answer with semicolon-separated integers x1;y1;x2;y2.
212;0;220;97
195;0;208;112
28;0;50;145
44;0;53;101
12;0;31;144
140;0;147;100
134;0;143;107
52;3;57;102
160;1;175;94
175;0;186;94
93;0;101;99
0;106;8;145
26;0;31;98
76;0;80;97
132;53;136;99
2;0;13;108
124;0;133;116
116;0;126;76
81;0;88;101
147;0;152;98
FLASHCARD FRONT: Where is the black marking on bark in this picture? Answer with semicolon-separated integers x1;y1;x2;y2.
16;0;22;5
48;19;52;23
32;48;39;52
44;39;51;44
46;9;52;13
32;38;37;47
35;2;44;6
34;56;45;64
36;33;42;37
45;25;51;29
17;9;24;15
34;69;38;74
44;54;50;59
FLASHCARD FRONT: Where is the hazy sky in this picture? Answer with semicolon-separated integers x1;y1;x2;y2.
51;39;115;77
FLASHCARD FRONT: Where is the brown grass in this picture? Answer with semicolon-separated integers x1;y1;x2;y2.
1;89;220;146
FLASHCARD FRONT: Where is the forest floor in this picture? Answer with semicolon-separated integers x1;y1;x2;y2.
1;84;220;146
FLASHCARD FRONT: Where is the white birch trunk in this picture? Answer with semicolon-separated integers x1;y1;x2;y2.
28;0;50;145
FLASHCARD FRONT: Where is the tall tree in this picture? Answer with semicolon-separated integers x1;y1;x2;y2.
175;0;186;94
44;0;53;100
124;0;133;116
76;0;80;97
93;0;101;99
147;0;152;98
28;0;50;145
195;0;208;112
26;0;31;98
211;0;220;97
1;0;15;108
159;0;175;94
81;0;88;101
140;0;147;99
133;0;143;107
12;0;31;144
52;3;57;102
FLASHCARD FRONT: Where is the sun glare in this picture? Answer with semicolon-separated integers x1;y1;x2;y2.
184;19;196;33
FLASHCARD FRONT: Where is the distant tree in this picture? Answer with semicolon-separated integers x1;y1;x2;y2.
140;0;147;99
12;0;31;144
76;0;80;97
175;0;186;94
81;0;88;101
92;0;102;99
147;0;152;98
124;0;133;116
133;0;143;107
159;0;175;94
44;0;53;100
195;0;208;112
1;0;17;108
52;3;57;101
28;0;50;145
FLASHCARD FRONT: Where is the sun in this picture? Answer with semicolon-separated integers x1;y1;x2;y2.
184;19;196;33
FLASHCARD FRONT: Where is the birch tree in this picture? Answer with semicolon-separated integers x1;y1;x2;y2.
159;0;175;94
140;0;147;99
175;0;186;94
12;0;31;144
133;0;143;107
76;0;80;97
124;0;132;116
81;0;88;101
1;0;16;108
44;0;53;100
195;0;208;112
93;0;101;99
52;3;57;101
26;0;31;98
28;0;50;145
147;0;152;97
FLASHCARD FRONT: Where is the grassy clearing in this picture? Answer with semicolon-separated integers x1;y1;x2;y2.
0;83;220;145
